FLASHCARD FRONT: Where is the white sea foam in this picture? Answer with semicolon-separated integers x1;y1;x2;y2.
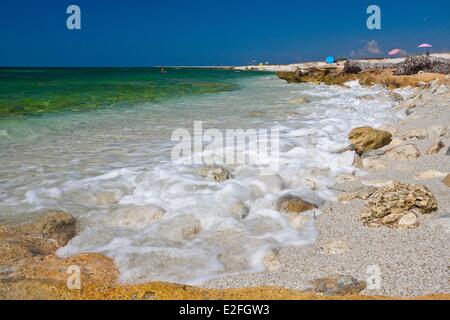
0;75;402;284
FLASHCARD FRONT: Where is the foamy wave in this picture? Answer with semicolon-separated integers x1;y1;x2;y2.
1;75;402;284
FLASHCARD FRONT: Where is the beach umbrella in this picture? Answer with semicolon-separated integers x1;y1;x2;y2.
388;48;401;56
325;56;335;64
418;43;432;55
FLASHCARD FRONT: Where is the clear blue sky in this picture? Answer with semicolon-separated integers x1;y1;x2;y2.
0;0;449;66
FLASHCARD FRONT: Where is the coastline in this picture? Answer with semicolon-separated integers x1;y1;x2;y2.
203;80;450;297
1;59;449;300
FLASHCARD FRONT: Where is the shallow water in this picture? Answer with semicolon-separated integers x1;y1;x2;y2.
0;70;402;284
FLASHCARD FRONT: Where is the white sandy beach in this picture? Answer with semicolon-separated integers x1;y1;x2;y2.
203;79;450;297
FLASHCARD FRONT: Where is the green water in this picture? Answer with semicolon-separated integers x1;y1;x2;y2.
0;68;265;118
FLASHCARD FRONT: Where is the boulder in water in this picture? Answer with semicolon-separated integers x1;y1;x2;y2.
199;165;233;182
276;195;317;214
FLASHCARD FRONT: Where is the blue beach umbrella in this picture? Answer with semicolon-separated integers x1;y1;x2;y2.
325;56;335;64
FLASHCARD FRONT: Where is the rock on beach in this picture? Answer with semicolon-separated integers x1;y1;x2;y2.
360;182;438;229
348;126;392;154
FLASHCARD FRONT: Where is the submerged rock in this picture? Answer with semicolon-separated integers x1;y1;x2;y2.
446;147;450;156
94;190;123;206
231;202;250;220
307;275;366;296
158;215;203;242
276;195;317;214
356;94;375;101
199;165;233;182
360;181;438;229
109;205;166;228
348;126;392;154
247;111;266;117
386;144;420;160
387;91;404;102
286;111;301;117
288;96;310;104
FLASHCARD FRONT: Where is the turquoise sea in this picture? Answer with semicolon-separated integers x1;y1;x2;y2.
0;68;266;118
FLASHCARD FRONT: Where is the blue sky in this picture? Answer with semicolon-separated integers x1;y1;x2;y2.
0;0;449;66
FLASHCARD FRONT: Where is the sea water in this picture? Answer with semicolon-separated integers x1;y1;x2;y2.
0;68;402;284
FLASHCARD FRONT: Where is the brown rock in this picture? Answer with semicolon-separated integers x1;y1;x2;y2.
426;140;445;155
0;212;119;288
277;68;357;86
308;275;366;296
13;210;77;247
361;182;438;228
348;126;392;154
357;69;445;89
386;144;421;160
443;174;450;188
276;195;317;214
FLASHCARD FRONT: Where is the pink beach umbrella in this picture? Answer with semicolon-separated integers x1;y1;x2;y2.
418;43;432;55
388;48;401;56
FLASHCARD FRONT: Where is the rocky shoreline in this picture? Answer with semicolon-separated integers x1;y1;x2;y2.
203;75;450;297
1;63;449;300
